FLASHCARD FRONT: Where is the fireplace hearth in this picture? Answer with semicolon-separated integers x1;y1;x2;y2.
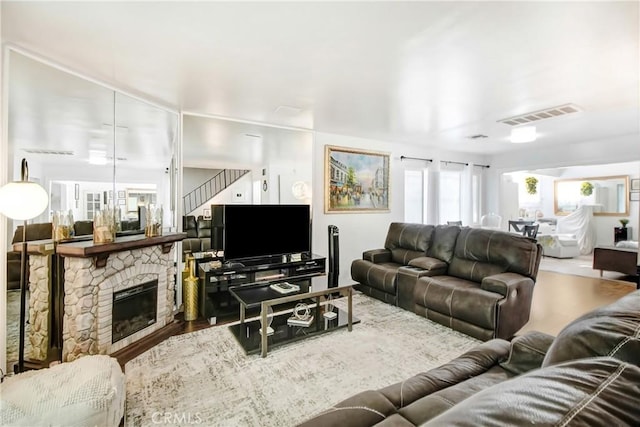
112;280;158;343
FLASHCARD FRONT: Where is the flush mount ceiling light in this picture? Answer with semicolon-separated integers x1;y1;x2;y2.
510;126;537;143
88;149;108;165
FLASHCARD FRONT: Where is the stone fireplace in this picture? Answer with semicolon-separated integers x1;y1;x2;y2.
63;245;174;361
22;233;185;364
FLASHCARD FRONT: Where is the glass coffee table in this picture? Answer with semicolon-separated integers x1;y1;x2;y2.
228;283;357;357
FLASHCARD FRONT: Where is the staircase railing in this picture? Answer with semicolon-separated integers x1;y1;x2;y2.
183;169;250;214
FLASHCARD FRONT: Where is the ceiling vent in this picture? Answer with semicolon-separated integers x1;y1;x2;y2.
467;134;488;140
22;148;74;156
498;103;581;126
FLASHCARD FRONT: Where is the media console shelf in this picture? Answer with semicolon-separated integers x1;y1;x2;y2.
198;253;326;324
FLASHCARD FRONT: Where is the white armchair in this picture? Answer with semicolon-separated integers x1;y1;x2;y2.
480;212;502;230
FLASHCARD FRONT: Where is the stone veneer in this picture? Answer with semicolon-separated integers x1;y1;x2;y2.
28;255;51;361
62;245;175;362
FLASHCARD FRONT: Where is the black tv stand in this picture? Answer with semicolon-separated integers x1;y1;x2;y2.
198;253;326;324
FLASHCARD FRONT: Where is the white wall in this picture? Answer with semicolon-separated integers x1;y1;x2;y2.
311;132;488;290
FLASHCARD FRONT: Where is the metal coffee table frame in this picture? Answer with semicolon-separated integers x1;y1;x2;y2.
230;284;354;357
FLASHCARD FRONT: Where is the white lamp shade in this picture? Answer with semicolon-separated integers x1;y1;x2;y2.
0;181;49;220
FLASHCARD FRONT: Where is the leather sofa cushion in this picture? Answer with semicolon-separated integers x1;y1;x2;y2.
423;358;640;426
542;290;640;367
426;225;460;263
197;218;211;238
384;223;433;264
414;276;501;329
450;228;540;280
183;215;198;238
73;220;93;236
11;223;53;243
448;257;506;283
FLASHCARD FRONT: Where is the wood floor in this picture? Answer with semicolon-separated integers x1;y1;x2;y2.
518;270;636;336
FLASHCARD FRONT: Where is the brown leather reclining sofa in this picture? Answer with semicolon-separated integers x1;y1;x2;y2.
351;223;542;340
299;290;640;426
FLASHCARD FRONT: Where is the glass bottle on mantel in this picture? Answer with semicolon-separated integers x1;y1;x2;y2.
93;207;116;244
145;204;163;237
183;255;199;321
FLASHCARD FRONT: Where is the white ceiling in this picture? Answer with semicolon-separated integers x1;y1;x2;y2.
2;1;639;165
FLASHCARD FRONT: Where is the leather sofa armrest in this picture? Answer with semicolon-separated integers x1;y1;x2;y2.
408;256;448;273
298;390;397;427
363;248;391;264
481;272;533;297
499;331;555;375
378;338;511;409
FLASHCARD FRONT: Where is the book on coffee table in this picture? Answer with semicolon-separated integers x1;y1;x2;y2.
270;282;300;294
287;315;314;327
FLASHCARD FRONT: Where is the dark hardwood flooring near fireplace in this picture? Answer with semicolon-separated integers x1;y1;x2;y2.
114;270;636;370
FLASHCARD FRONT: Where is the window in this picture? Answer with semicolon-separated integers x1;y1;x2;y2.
404;170;428;223
439;170;461;223
86;192;102;220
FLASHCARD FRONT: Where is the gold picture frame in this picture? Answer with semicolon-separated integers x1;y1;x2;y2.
324;145;390;213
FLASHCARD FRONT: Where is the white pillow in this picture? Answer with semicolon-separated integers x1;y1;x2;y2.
615;240;639;249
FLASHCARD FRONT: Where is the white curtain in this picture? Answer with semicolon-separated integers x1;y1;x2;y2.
556;205;596;254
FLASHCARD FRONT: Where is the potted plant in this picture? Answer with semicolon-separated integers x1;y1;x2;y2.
619;218;629;228
580;181;594;196
524;176;538;195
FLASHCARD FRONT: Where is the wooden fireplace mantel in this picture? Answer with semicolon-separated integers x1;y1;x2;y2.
16;232;187;267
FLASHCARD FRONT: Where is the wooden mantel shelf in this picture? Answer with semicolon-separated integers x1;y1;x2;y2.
16;232;187;268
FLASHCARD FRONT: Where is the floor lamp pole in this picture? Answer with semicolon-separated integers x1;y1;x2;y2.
16;220;28;373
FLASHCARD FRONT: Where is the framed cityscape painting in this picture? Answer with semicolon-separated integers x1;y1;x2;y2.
325;145;390;213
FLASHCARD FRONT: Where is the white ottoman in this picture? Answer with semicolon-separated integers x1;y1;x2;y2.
1;355;125;427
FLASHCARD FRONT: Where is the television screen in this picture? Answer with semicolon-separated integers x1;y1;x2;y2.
221;204;311;260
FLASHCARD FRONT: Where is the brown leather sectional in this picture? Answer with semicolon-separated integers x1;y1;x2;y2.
299;290;640;426
351;223;542;340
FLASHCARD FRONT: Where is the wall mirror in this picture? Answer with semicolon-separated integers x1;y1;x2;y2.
4;48;178;372
554;175;629;216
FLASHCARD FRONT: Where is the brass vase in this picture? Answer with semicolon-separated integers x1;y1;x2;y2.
183;256;199;321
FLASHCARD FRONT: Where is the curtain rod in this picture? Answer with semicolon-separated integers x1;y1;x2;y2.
400;156;433;162
441;160;491;169
401;155;489;168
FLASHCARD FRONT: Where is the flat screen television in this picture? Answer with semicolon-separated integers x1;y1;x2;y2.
219;204;311;261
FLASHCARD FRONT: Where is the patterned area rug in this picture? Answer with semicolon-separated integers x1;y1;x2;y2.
125;294;480;427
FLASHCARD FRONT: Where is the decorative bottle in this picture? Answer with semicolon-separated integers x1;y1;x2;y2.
183;255;199;321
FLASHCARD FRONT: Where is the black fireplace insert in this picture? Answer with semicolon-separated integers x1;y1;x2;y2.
112;280;158;343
